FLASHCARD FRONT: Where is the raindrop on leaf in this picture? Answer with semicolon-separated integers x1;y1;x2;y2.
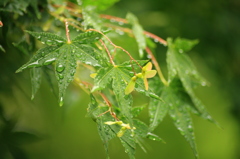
56;64;65;73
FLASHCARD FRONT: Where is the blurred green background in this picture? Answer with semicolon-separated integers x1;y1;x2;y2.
0;0;239;159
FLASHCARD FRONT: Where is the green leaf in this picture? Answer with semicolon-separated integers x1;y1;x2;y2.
72;31;102;44
150;78;198;157
119;130;136;159
16;31;105;106
126;13;146;58
30;0;41;19
0;44;5;52
112;70;133;124
88;94;116;158
166;38;217;124
149;91;168;131
30;67;42;100
82;0;119;11
131;105;146;117
0;0;30;15
91;66;115;92
82;6;102;30
133;119;148;138
55;44;77;106
25;30;66;46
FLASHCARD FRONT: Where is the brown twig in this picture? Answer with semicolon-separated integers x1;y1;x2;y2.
86;28;142;69
100;39;115;66
100;14;167;46
145;47;168;86
64;20;71;43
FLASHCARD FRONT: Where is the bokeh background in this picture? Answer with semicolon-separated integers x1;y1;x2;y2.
0;0;239;159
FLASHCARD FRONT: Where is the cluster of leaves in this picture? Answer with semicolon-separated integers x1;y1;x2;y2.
1;0;217;158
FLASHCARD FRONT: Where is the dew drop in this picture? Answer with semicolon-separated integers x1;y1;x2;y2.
171;115;177;121
70;63;75;67
56;64;65;73
28;61;39;67
37;36;41;40
41;52;45;57
76;53;81;58
179;49;183;53
147;132;162;141
154;39;159;43
44;58;56;65
59;97;64;106
110;19;116;23
201;81;207;86
58;74;64;79
63;55;67;59
46;40;53;45
118;21;124;25
188;125;193;132
70;70;75;76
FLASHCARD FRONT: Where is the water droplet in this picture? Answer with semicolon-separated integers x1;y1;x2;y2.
44;58;56;65
176;119;180;124
37;36;41;40
58;74;64;79
76;53;80;58
147;132;162;141
188;125;193;132
59;97;64;106
110;19;116;23
67;78;72;83
70;63;75;67
118;21;124;25
41;52;45;57
201;81;207;86
179;49;183;53
147;54;151;59
56;64;65;72
171;115;177;121
46;40;53;45
28;61;39;67
72;49;75;53
154;39;159;43
63;55;67;59
70;70;75;76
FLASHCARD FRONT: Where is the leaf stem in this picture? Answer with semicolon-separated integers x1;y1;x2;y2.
145;47;168;86
100;14;167;46
99;39;115;66
86;28;142;68
64;20;71;43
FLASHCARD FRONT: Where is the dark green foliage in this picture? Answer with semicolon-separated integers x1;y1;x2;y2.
0;0;218;158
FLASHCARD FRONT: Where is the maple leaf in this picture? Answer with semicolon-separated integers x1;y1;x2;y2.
16;30;105;106
166;38;218;125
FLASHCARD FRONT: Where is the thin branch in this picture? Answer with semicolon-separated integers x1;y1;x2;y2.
100;14;167;46
145;47;168;86
64;20;71;43
100;39;115;66
86;28;142;69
